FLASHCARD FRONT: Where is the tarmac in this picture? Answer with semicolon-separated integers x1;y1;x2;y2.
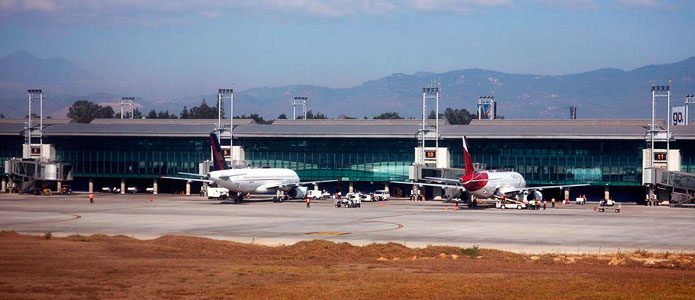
1;192;694;254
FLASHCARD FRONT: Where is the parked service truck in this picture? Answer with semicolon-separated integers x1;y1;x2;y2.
207;187;230;200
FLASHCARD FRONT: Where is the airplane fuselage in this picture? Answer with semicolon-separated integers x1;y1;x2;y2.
208;168;300;194
462;171;526;199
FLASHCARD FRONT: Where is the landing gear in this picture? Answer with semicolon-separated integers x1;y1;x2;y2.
273;190;284;203
229;192;241;203
460;194;477;208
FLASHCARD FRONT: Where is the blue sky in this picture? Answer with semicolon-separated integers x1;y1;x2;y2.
1;0;694;99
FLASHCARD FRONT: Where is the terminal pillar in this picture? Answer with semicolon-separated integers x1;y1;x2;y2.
88;178;94;194
314;184;319;191
153;178;158;195
1;176;6;193
384;183;389;192
349;182;354;193
564;188;570;201
604;186;610;200
57;181;62;193
186;181;191;196
120;178;125;195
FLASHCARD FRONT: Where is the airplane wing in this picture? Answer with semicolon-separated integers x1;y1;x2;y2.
424;177;500;183
424;177;461;183
297;179;339;185
177;172;206;178
260;179;339;191
390;181;467;191
500;184;590;194
160;175;213;183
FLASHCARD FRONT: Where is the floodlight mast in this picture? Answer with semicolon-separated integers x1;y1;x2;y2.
217;89;234;161
28;91;32;147
419;87;440;165
27;89;44;149
292;96;308;120
686;94;695;125
120;97;135;119
649;84;671;170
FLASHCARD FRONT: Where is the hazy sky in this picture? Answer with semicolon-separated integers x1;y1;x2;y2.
1;0;694;98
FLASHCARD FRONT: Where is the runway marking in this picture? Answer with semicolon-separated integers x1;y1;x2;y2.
351;220;404;234
307;231;349;236
1;213;81;226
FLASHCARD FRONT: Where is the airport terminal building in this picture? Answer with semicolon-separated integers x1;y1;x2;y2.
1;118;694;201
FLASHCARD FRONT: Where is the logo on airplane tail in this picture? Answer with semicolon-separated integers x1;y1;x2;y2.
210;133;229;171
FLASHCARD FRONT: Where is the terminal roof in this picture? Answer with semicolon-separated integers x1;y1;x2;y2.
271;119;449;126
2;118;694;140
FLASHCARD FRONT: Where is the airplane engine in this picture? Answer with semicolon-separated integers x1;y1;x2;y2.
287;186;308;199
528;190;543;201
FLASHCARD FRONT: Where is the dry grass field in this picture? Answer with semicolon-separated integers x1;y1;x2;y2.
1;231;694;299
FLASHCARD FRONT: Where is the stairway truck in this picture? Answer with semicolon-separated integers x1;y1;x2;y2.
207;187;230;200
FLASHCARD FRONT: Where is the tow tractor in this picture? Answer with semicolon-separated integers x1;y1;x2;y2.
597;199;620;213
335;193;361;208
495;198;527;210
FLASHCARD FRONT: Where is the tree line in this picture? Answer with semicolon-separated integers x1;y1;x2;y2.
66;99;476;125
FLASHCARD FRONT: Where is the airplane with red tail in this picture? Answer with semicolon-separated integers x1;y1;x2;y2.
392;137;588;206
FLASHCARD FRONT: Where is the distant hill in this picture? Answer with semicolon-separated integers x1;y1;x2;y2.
1;50;694;119
221;56;695;119
0;50;100;84
0;50;108;117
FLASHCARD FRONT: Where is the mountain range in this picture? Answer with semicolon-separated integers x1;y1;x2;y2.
1;50;693;119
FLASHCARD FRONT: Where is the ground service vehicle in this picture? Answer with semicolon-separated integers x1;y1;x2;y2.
496;200;526;210
335;194;360;208
374;190;390;201
307;190;324;200
207;187;230;200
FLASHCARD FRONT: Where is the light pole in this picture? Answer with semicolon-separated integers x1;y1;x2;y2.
218;89;234;162
686;94;695;126
292;96;307;120
27;89;43;148
121;97;135;119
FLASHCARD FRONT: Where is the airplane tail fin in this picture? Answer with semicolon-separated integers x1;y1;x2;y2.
462;136;475;178
210;133;229;171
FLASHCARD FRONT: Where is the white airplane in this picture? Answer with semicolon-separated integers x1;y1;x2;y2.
163;133;336;203
392;137;588;206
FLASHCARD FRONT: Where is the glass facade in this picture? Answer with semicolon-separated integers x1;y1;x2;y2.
237;138;415;182
0;136;693;188
445;139;645;186
676;141;695;174
0;137;23;175
49;137;209;178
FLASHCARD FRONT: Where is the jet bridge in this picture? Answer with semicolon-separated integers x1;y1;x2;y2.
5;158;73;193
649;169;695;207
4;89;73;194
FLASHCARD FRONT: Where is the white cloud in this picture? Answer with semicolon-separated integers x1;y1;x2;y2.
0;0;520;24
404;0;513;13
531;0;599;10
615;0;665;8
22;0;56;11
